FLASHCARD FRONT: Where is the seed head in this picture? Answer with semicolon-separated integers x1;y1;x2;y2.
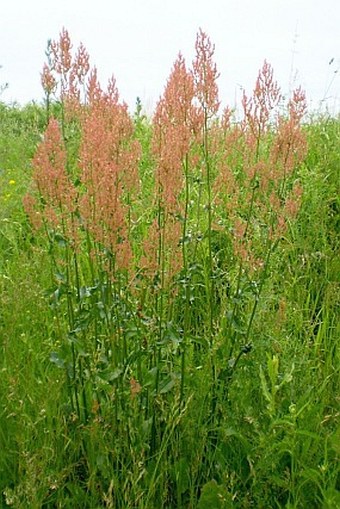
192;28;220;117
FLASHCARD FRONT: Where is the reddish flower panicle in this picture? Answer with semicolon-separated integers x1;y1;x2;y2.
152;53;197;213
79;73;140;272
192;28;220;117
25;118;77;241
242;60;281;145
73;43;90;83
32;118;75;211
50;27;72;76
41;63;57;95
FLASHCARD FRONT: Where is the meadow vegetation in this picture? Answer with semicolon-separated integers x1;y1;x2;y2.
0;28;339;508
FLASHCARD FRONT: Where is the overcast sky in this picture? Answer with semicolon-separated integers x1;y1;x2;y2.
1;0;339;115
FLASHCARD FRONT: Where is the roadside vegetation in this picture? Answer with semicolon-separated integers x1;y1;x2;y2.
0;29;339;508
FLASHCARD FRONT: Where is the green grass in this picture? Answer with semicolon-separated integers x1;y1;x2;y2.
0;100;339;508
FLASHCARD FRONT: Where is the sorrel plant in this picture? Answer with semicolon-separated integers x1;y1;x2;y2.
19;27;321;508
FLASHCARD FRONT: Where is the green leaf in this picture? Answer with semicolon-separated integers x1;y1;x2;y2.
106;367;124;382
54;271;66;284
197;480;232;509
259;365;272;403
330;426;340;455
323;488;340;509
54;232;67;247
50;351;65;369
159;375;176;394
174;458;190;495
267;354;279;387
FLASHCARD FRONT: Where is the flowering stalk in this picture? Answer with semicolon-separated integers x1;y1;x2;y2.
192;29;220;341
150;53;200;404
41;42;57;123
78;70;141;371
27;33;141;422
23;117;89;420
41;28;90;139
217;63;307;365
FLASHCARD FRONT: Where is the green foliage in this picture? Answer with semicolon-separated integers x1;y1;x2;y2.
0;100;340;508
197;480;232;508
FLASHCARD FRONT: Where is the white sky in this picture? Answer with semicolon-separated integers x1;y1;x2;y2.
1;0;339;115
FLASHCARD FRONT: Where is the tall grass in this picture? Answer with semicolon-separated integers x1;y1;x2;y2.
0;29;339;508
